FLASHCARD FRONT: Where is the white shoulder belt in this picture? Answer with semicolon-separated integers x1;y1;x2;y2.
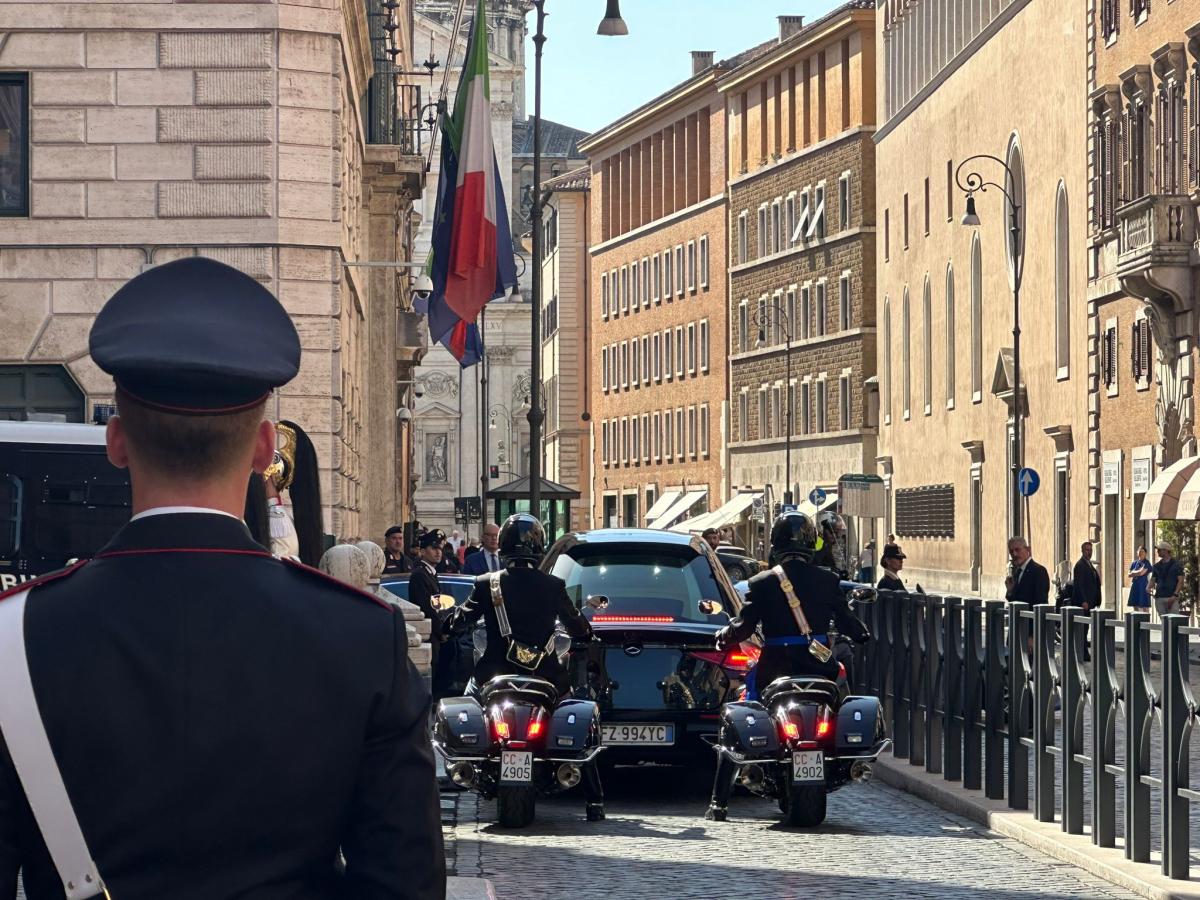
0;588;108;898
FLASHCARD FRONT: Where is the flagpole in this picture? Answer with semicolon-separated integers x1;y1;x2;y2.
527;0;547;522
480;308;490;528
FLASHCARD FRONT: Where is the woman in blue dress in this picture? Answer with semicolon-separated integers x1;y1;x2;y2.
1128;546;1151;609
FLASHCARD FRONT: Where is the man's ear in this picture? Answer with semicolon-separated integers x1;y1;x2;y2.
251;419;276;474
106;415;130;470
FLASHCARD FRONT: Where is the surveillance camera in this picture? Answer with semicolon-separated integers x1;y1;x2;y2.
413;384;425;399
396;407;413;422
412;272;434;301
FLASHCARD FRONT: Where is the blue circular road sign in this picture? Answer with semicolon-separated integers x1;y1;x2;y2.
1018;467;1040;498
808;487;827;506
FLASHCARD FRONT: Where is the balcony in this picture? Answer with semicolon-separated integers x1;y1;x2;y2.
1115;193;1196;310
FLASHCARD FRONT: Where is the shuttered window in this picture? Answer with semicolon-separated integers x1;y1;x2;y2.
1103;326;1118;389
895;484;955;539
1131;318;1151;383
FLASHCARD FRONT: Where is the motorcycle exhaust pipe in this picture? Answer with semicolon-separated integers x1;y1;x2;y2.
556;763;582;789
850;761;873;784
449;762;476;789
736;763;765;790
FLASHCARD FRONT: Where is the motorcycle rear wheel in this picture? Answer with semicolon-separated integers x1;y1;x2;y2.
496;785;537;828
783;784;827;827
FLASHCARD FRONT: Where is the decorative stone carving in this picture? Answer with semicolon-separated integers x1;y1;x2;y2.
416;370;459;398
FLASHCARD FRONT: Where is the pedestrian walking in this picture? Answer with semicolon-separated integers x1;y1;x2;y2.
857;539;876;584
877;544;906;591
1071;541;1101;612
1127;546;1152;610
0;257;444;899
1150;540;1182;617
1005;536;1050;606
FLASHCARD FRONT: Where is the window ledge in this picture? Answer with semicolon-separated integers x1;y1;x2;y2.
946;398;955;411
1057;365;1070;382
972;391;983;404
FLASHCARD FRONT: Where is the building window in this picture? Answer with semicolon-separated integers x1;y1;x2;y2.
945;264;956;408
794;188;811;244
686;240;696;292
902;287;911;418
758;388;769;440
970;235;983;401
757;204;768;257
675;408;685;456
786;193;796;248
839;373;851;430
1103;323;1119;394
686;322;696;374
700;404;709;457
838;273;851;331
923;177;930;235
631;337;640;385
663;328;673;381
631;417;639;464
688;406;697;459
946;159;954;221
839;172;851;231
1132;0;1149;22
1158;71;1184;194
738;300;749;352
1055;184;1070;377
642;413;650;464
674;245;684;296
737;212;749;264
800;284;812;339
816;377;827;432
620;266;629;314
601;421;609;467
903;193;909;249
652;332;661;381
786;288;797;341
630;265;640;311
675;326;684;377
1132;316;1152;387
884;207;890;261
738;390;749;442
922;276;932;415
610;270;619;317
663;251;672;301
808;183;826;240
1101;0;1119;40
601;346;609;393
815;280;827;337
883;297;892;424
769;385;781;439
664;409;673;460
621;342;629;389
699;319;709;373
895;484;955;538
0;74;29;218
800;380;812;434
653;411;661;461
652;254;661;302
771;198;783;253
1127;95;1149;201
601;273;609;320
642;258;651;309
699;235;709;288
642;335;650;385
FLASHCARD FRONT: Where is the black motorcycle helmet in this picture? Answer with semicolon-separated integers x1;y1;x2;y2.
769;511;817;564
498;513;546;564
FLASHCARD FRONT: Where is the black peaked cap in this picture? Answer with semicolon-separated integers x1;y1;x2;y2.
89;257;300;414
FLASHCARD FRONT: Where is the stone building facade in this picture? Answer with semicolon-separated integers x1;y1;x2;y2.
1087;0;1200;609
876;0;1088;596
541;168;591;531
0;0;426;542
580;51;734;531
722;5;878;544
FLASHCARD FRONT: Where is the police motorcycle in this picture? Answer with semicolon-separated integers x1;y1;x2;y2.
432;515;604;828
706;512;890;827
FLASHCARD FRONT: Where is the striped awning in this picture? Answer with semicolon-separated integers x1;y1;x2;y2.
1142;456;1200;520
649;489;707;529
644;490;682;524
671;492;762;532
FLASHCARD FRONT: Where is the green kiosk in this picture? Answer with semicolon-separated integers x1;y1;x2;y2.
488;476;580;544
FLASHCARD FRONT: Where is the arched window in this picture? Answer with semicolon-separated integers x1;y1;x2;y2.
922;275;932;415
883;296;892;424
902;287;911;419
945;263;956;408
970;233;983;400
1055;182;1070;376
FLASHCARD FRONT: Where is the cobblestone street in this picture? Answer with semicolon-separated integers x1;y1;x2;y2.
442;767;1139;900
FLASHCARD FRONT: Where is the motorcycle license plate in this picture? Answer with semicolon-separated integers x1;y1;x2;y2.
792;750;824;784
500;751;533;784
601;723;674;745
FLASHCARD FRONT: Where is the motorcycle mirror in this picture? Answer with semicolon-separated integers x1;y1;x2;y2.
586;594;610;610
432;593;456;611
698;598;724;616
849;587;877;604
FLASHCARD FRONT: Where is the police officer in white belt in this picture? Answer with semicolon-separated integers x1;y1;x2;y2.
0;258;445;899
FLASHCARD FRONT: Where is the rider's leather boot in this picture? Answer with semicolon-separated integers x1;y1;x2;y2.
704;804;727;822
586;802;606;822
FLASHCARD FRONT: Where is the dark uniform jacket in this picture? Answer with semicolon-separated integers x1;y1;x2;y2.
383;552;411;576
1071;558;1101;610
0;512;444;900
407;562;444;667
722;557;869;685
877;572;906;592
453;565;592;694
1007;559;1051;606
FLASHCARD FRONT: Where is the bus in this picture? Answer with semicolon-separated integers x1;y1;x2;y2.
0;421;131;590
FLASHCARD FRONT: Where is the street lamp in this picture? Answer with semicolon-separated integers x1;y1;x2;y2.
752;300;795;506
489;402;521;474
527;1;628;521
955;152;1026;534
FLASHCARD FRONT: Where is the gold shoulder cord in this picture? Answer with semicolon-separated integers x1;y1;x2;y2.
770;564;833;663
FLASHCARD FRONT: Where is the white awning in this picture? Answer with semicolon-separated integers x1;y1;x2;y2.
649;489;707;529
674;491;762;532
1142;456;1200;520
644;490;682;524
1178;468;1200;520
796;491;838;520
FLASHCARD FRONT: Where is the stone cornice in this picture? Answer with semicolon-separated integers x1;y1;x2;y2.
0;4;341;32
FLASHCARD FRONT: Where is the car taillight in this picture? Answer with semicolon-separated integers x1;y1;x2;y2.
722;642;761;674
592;615;675;623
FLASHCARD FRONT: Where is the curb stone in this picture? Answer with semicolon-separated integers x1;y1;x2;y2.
874;756;1200;900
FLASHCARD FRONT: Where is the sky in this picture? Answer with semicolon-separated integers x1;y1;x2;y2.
525;1;846;134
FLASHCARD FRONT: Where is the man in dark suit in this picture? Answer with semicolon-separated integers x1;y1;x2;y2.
706;511;870;822
407;529;446;672
0;258;444;899
1071;540;1101;611
461;523;502;576
1005;535;1050;606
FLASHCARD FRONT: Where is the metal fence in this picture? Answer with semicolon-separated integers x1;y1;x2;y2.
852;591;1200;880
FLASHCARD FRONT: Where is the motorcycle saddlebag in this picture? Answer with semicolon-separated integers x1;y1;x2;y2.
546;699;600;754
436;695;488;751
720;701;781;757
836;695;884;752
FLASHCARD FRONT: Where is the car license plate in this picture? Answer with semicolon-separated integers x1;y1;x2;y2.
500;751;533;784
601;723;674;745
792;750;824;784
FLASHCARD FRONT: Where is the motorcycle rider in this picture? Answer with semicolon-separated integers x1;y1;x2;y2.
705;510;870;822
810;511;849;578
444;513;606;821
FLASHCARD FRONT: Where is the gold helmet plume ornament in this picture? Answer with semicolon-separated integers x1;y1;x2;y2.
263;422;298;491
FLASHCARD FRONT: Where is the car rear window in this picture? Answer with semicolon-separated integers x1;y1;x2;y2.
549;543;735;625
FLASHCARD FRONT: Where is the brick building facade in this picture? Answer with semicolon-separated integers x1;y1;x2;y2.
0;1;427;541
579;51;734;530
722;4;878;542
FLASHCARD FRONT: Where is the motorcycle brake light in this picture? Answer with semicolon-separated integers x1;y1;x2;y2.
816;719;832;738
781;721;800;740
527;719;544;739
493;720;510;740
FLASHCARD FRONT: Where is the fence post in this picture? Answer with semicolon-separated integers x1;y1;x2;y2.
962;598;983;790
925;595;944;775
1032;603;1056;822
909;595;926;768
1124;611;1151;863
1161;614;1190;880
984;600;1007;801
874;592;892;721
1008;601;1031;810
890;591;910;759
1060;605;1084;835
1090;609;1116;848
943;596;963;782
